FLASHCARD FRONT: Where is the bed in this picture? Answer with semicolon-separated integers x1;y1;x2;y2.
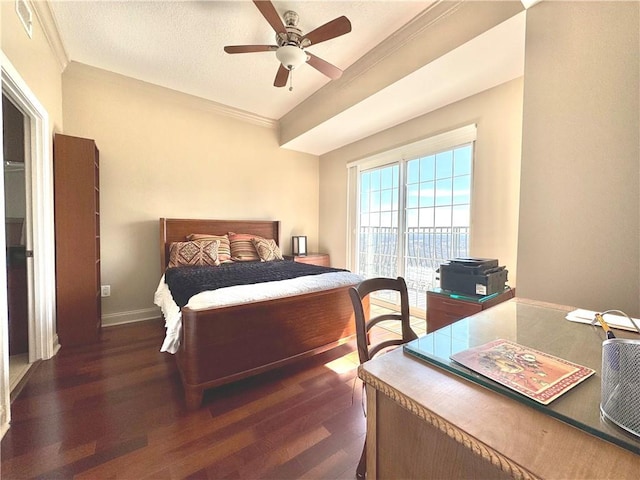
156;218;365;410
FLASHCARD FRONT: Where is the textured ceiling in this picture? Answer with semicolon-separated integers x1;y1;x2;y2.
49;0;434;120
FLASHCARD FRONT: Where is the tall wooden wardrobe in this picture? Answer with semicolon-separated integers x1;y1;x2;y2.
53;134;101;346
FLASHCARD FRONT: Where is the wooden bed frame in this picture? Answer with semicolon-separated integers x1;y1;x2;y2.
159;218;363;410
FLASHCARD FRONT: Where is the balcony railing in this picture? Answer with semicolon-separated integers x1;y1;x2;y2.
357;226;469;309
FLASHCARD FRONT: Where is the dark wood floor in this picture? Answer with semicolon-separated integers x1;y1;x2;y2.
1;319;369;479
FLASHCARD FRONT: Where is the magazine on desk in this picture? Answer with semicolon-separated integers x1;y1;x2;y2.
450;339;595;405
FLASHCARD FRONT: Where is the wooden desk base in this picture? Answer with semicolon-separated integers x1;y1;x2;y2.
359;313;640;480
369;388;514;479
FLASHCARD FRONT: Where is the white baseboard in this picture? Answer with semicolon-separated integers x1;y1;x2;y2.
101;307;162;327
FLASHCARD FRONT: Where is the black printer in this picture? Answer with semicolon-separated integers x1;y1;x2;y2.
438;257;508;296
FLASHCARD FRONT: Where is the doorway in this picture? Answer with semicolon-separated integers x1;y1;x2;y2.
1;52;57;437
3;93;31;392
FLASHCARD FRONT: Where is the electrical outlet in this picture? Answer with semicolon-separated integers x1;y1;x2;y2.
101;285;111;297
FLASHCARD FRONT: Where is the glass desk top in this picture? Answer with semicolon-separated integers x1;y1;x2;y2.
404;299;640;455
428;287;510;303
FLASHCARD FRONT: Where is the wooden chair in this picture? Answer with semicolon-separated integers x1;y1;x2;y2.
349;276;418;478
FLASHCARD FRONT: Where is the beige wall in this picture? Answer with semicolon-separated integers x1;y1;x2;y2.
319;78;523;289
1;1;63;132
518;1;640;316
61;63;320;322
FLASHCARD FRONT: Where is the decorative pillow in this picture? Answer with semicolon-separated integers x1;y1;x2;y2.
228;232;262;262
168;239;220;268
186;233;232;263
252;238;283;262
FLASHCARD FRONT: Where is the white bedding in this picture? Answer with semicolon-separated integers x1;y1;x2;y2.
154;271;363;354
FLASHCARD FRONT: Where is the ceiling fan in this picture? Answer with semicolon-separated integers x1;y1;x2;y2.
224;0;352;90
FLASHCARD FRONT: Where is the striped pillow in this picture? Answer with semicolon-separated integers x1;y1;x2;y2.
168;239;220;268
252;237;283;262
228;232;262;262
186;233;232;263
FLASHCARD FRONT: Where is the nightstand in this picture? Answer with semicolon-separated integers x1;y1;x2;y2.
426;287;515;333
284;253;330;267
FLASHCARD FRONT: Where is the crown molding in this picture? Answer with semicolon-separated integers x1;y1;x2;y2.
30;0;69;72
342;0;463;86
198;99;278;129
64;62;278;130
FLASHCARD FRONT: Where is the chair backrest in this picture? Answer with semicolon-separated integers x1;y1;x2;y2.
349;276;418;364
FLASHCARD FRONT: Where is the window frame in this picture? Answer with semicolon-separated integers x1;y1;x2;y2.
347;124;477;314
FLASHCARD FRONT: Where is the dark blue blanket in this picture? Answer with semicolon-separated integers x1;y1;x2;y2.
165;260;347;308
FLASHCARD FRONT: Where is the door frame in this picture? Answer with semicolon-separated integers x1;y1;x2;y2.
0;51;57;438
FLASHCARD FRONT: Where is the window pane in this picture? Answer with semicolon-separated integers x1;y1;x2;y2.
370;169;381;190
419;207;434;227
360;192;369;213
361;172;370;192
452;205;470;227
452;175;471;205
381;168;393;189
419;181;435;207
435;178;452;206
420;155;435;182
380;212;392;227
406;183;419;209
454;145;472;176
406;208;418;228
370;193;380;212
436;151;453;178
381;189;392;211
434;206;452;227
407;160;419;184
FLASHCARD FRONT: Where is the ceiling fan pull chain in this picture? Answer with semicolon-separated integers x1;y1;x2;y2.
289;71;294;92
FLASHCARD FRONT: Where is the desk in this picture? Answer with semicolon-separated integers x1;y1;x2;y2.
358;298;640;479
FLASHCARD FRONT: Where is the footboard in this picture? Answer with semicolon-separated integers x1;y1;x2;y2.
176;285;364;410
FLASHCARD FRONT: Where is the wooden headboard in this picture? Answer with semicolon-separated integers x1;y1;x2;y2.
159;218;281;271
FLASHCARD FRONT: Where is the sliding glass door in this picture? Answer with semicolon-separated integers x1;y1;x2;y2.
357;164;399;279
356;164;401;306
403;144;472;310
353;129;474;314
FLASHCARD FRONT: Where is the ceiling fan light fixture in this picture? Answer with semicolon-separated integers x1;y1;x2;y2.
276;45;307;70
224;2;351;88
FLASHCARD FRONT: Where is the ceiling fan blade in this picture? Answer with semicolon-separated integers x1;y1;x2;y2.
306;52;343;80
302;16;352;46
253;0;286;35
274;64;289;87
224;45;278;54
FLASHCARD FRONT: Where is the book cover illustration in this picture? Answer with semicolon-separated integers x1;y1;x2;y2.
450;339;595;405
